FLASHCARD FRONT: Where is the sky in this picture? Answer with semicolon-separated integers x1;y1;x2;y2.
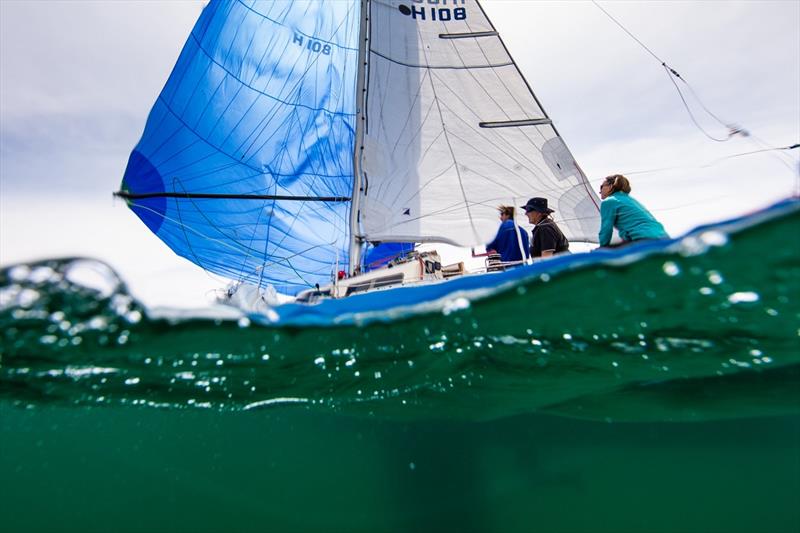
1;0;798;308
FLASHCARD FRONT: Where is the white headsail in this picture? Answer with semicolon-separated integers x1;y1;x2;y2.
357;0;600;247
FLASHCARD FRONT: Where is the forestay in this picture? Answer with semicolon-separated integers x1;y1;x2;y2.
359;0;600;246
119;0;360;295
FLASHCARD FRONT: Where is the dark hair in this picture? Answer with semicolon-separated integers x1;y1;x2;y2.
603;174;632;194
498;205;515;218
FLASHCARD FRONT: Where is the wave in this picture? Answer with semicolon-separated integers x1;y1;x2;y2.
1;201;798;421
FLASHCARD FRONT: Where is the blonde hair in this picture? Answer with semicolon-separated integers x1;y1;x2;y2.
498;205;515;218
603;174;632;194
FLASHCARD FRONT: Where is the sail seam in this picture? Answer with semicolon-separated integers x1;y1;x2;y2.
369;49;513;70
187;32;356;117
233;0;359;51
475;0;599;216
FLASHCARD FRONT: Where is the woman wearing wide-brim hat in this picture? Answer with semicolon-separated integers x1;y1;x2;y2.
520;197;570;258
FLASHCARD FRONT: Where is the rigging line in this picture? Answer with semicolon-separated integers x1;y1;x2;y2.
432;90;554;183
385;82;439;176
391;151;599;220
166;162;351;187
186;29;357;118
475;0;572;155
383;192;602;228
220;4;251;74
431;20;551;162
166;177;277;266
441;126;552;195
247;178;274;288
573;161;601;211
168;1;238;114
367;36;410;146
266;109;349;256
149;94;292;179
467;4;551;150
590;0;663;64
680;79;732;128
129;201;339;277
441;15;516;124
750;137;800;163
650;194;738;213
745;133;799;177
623;143;800;177
663;65;729;143
145;114;192;165
385;164;596;225
262;128;351;274
391;160;456;208
384;67;431;161
239;7;358;164
384;128;448;207
592;0;741;141
234;0;359;51
168;12;288;163
428;69;550;173
464;197;594;227
417;29;480;243
476;0;596;209
170;177;223;286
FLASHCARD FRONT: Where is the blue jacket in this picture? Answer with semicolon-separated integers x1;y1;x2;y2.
599;192;668;246
487;220;530;262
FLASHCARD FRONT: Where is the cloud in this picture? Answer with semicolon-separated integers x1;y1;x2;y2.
1;0;797;303
485;1;799;148
0;1;202;117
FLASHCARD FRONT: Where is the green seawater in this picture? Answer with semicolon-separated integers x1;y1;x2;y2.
1;207;799;532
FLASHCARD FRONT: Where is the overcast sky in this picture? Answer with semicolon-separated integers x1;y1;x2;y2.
1;0;798;307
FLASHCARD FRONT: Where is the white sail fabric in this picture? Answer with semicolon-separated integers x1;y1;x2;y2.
359;0;600;245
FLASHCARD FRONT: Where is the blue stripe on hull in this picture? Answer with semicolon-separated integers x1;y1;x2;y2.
252;198;799;327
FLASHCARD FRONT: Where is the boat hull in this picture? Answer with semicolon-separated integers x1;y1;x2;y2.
249;199;800;327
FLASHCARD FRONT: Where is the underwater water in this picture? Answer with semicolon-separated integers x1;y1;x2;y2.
1;205;799;532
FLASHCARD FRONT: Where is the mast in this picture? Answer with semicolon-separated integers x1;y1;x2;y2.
348;0;371;275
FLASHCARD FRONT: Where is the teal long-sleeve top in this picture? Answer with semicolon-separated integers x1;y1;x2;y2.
598;192;668;246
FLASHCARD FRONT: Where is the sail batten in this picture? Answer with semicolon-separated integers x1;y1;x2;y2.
439;31;499;39
479;119;553;128
369;49;514;70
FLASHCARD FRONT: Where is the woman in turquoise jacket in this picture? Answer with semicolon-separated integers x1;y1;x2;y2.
598;174;668;247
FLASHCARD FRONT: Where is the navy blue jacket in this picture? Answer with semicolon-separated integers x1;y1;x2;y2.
487;220;530;262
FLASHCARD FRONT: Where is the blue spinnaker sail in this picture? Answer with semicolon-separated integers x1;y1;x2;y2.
120;0;360;294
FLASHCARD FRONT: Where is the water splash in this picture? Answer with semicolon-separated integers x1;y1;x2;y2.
2;206;799;422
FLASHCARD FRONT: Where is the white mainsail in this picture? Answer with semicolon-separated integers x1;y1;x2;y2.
357;0;600;248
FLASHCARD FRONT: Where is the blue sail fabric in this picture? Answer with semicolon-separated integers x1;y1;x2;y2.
364;242;416;270
120;0;360;295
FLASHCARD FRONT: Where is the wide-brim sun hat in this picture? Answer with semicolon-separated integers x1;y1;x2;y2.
520;197;554;214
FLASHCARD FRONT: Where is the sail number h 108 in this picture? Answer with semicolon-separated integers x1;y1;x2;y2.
293;33;332;55
399;0;467;21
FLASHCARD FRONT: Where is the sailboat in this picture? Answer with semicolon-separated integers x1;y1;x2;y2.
114;0;795;326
